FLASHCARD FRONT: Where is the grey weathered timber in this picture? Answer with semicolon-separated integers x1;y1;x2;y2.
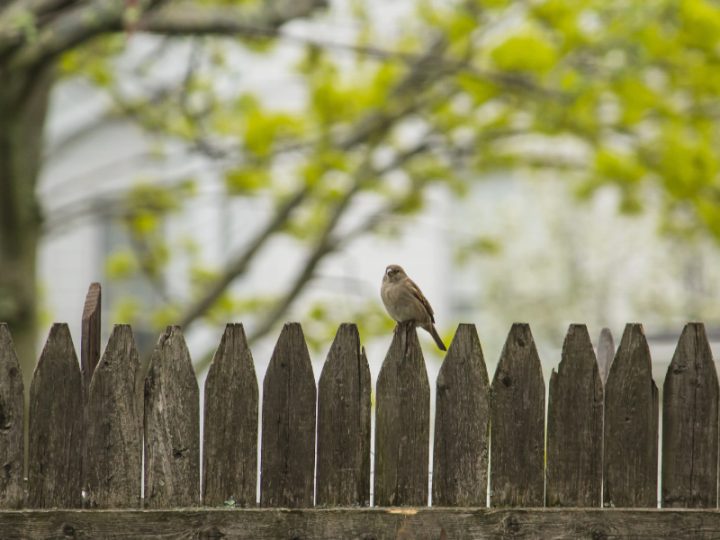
3;508;720;539
316;323;371;507
203;324;258;507
0;324;24;508
546;324;603;507
603;323;659;508
490;323;545;507
260;323;316;507
596;327;614;385
84;325;142;508
662;322;719;508
433;323;489;507
144;326;200;508
28;324;83;508
80;282;102;400
374;321;430;507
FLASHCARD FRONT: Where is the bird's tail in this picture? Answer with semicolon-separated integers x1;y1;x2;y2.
425;324;447;351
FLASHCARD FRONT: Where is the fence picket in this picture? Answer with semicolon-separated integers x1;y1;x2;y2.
85;325;142;508
490;323;545;507
260;323;316;507
28;324;83;508
432;323;489;506
662;322;718;508
81;282;102;401
603;323;658;508
316;323;371;507
546;324;603;507
374;321;430;506
0;323;24;509
203;324;258;507
144;326;200;508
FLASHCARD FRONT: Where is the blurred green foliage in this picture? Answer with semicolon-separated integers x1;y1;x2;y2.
56;0;720;356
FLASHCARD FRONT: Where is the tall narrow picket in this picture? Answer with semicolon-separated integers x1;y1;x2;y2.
203;324;258;507
316;323;371;507
144;326;200;507
80;282;102;400
260;323;316;507
433;324;489;506
490;323;545;507
28;324;83;508
547;324;603;507
0;324;24;508
662;322;718;508
84;325;142;508
603;323;658;508
374;321;430;506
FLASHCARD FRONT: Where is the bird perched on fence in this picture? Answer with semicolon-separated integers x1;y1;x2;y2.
381;264;447;351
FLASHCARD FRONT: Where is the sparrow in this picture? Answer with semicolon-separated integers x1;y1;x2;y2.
381;264;447;351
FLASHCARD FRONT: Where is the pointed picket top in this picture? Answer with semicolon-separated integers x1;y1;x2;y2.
0;324;24;508
490;323;545;507
662;322;718;507
316;323;371;507
203;324;259;507
28;323;83;508
261;323;316;508
433;323;489;506
144;326;200;508
81;282;102;401
596;327;615;385
374;321;430;507
85;325;142;508
547;324;603;507
603;323;658;508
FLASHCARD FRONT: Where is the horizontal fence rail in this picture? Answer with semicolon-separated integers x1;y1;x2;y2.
1;285;720;537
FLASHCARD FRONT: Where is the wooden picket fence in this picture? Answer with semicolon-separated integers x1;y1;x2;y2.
1;286;720;538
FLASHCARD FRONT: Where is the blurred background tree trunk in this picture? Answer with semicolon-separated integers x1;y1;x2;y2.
0;62;54;401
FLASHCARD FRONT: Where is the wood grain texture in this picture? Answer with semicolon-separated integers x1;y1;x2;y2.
662;322;718;508
84;325;142;508
0;323;24;508
203;324;258;507
547;324;603;507
260;323;316;508
596;327;614;385
374;321;430;507
3;508;720;539
144;326;200;508
433;323;489;507
603;323;659;508
28;324;83;508
490;323;545;507
80;282;102;401
316;323;371;507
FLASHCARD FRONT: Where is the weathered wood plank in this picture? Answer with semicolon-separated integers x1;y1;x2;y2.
603;323;659;508
546;324;603;507
662;322;719;508
433;323;489;507
203;324;258;507
316;323;371;507
28;323;83;508
2;508;720;539
596;327;614;385
260;323;316;508
374;321;430;507
490;323;545;507
144;326;200;508
0;323;24;508
80;282;102;401
84;325;142;508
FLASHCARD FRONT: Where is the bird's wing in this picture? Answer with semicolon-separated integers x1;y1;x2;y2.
406;277;435;323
